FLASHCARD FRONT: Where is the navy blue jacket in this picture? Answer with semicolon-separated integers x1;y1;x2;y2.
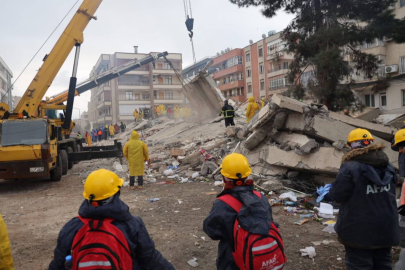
48;196;174;270
203;186;273;270
329;145;400;248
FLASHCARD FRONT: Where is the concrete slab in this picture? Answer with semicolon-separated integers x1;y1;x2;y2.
245;129;268;150
264;145;344;174
354;108;380;122
272;94;307;113
329;112;395;141
272;132;311;147
226;126;236;137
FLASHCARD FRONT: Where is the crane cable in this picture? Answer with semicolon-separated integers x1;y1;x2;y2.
183;0;196;66
1;0;81;103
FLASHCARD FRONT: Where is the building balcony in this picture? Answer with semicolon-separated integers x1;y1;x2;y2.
268;68;289;78
153;69;176;75
153;83;182;89
212;65;244;80
97;115;112;123
96;85;111;96
266;51;294;61
97;100;112;109
0;70;6;82
218;80;245;91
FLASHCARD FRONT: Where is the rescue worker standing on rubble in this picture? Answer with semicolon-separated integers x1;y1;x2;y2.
245;96;260;123
203;153;276;270
123;131;150;190
329;128;399;270
0;210;14;269
48;169;174;269
109;124;115;138
219;100;235;127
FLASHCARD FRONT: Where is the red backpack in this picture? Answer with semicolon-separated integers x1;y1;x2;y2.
218;191;286;270
71;217;132;270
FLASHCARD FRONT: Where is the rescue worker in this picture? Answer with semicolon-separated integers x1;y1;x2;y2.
219;100;235;127
98;128;102;141
104;125;109;140
203;153;274;270
245;96;260;123
77;132;82;139
109;124;115;138
48;169;174;269
123;131;150;190
120;122;126;132
261;97;265;108
329;128;399;270
392;129;405;248
0;211;14;269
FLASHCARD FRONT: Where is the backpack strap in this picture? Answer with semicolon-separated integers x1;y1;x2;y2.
218;191;263;213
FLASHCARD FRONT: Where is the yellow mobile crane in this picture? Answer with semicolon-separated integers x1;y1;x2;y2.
0;0;166;181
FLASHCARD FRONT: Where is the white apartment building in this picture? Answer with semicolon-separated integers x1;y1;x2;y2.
0;57;13;108
87;50;183;126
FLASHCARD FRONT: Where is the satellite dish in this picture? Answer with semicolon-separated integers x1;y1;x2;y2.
227;47;230;52
221;50;225;54
262;34;266;39
217;52;220;57
249;40;253;44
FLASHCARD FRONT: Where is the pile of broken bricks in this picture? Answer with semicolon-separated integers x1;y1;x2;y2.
235;94;398;193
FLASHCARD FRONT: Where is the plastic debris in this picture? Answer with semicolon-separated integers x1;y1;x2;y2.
148;198;160;202
192;208;201;211
300;246;316;258
180;178;189;183
192;172;200;179
164;169;174;176
322;224;336;234
187;257;199;268
316;184;332;203
279;191;297;202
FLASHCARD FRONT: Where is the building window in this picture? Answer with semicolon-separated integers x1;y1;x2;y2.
278;64;282;70
284;62;289;69
223;78;227;85
401;0;405;7
402;91;405;106
247;69;252;77
270;77;288;89
380;93;387;107
248;84;252;93
164;75;172;85
125;91;133;100
365;94;375;107
142;94;150;100
158;92;165;99
260;80;265;91
164;62;171;70
246;53;251;62
229;75;234;82
135;94;140;100
259;48;263;57
237;73;244;81
166;90;173;100
259;64;264;74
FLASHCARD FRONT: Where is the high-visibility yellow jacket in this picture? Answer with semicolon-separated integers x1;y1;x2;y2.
0;212;14;269
246;97;260;123
123;131;149;176
109;125;115;136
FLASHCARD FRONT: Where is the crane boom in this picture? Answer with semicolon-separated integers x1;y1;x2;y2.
46;52;169;105
14;0;103;117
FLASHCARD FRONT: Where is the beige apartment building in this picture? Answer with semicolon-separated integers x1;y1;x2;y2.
88;50;183;126
0;57;13;109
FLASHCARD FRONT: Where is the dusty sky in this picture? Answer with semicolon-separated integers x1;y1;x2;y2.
0;0;294;120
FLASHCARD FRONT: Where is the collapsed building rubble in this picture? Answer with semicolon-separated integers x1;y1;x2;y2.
235;94;398;191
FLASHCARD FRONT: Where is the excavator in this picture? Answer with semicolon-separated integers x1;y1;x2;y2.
0;0;167;181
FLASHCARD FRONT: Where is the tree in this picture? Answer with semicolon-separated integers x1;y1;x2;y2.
230;0;405;111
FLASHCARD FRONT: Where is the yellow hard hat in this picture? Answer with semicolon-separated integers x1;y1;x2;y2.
347;128;374;143
221;153;252;179
393;129;405;146
248;96;255;102
83;169;124;201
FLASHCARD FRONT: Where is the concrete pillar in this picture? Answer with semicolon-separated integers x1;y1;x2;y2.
149;63;155;110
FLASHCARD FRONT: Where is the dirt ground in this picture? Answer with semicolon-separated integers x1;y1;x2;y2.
0;158;351;270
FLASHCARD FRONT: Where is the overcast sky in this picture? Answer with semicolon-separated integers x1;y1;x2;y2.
0;0;294;119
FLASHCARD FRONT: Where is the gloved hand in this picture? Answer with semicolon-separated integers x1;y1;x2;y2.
219;113;222;117
398;205;405;216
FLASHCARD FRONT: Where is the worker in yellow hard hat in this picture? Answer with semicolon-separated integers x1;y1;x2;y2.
392;129;405;221
123;131;150;190
329;128;399;269
0;210;14;269
261;98;265;108
203;153;282;270
49;169;174;269
245;96;260;123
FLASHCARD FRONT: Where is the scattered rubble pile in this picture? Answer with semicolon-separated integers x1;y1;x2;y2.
234;94;398;193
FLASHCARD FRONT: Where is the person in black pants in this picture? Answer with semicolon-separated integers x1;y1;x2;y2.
219;100;235;127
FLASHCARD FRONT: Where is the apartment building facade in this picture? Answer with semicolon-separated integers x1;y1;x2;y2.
351;1;405;113
211;49;246;102
0;57;13;109
88;51;183;126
